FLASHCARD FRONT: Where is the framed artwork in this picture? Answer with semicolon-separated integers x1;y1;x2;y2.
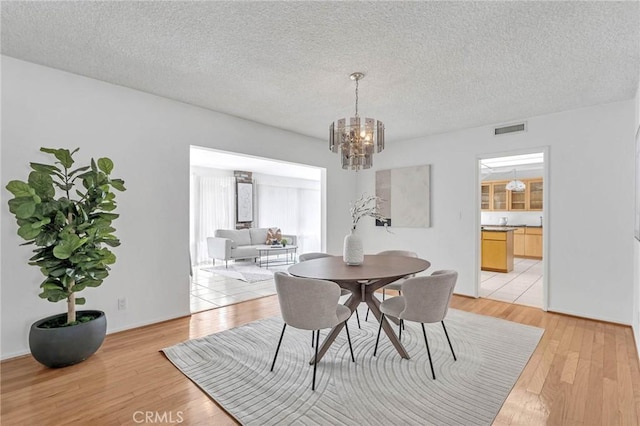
376;164;431;228
236;182;253;223
635;125;640;241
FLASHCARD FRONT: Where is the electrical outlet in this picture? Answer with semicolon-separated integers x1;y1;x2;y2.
117;298;127;311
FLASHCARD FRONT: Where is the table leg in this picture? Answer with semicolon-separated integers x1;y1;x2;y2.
308;291;360;365
309;283;410;363
365;296;410;359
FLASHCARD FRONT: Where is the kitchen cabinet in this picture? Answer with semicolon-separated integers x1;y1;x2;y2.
481;178;543;211
528;179;543;210
492;184;508;210
513;227;525;256
481;180;509;211
509;190;526;211
481;230;514;272
481;184;491;210
524;227;542;258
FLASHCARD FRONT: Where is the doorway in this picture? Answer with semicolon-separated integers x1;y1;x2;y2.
189;146;324;313
477;151;547;309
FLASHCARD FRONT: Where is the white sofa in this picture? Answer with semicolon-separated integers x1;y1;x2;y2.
207;228;297;267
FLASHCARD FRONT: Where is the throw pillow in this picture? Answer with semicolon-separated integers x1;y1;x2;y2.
266;227;282;244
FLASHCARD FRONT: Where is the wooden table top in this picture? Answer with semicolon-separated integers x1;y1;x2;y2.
288;255;430;282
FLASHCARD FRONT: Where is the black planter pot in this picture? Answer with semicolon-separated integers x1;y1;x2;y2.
29;310;107;368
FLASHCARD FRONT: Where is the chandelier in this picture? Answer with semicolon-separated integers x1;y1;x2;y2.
329;72;385;171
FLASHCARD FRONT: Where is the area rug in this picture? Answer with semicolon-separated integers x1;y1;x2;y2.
201;264;288;283
163;307;543;425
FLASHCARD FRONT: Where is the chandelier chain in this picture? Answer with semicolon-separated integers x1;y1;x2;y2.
354;78;359;117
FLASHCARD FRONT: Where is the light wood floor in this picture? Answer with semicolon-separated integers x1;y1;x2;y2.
2;295;639;425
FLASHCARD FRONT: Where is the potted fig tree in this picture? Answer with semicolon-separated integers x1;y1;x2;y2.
6;147;125;367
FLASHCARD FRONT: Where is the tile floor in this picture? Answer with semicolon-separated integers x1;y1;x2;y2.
190;265;276;313
480;257;543;308
192;257;543;312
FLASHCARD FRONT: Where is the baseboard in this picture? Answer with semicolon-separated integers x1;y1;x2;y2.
1;311;191;362
106;312;191;336
547;306;631;326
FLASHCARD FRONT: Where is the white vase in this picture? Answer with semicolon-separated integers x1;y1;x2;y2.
343;229;364;266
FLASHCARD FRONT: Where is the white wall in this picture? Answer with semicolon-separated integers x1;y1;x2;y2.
357;100;636;325
0;57;356;359
633;71;640;358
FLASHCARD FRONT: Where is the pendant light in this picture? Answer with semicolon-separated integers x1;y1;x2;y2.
506;169;526;192
329;72;385;171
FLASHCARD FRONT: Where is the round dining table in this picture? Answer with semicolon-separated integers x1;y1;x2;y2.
288;254;431;363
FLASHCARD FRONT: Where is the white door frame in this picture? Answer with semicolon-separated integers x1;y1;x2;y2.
474;146;550;311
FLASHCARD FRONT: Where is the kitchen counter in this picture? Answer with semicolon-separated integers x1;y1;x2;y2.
481;229;514;272
481;224;542;229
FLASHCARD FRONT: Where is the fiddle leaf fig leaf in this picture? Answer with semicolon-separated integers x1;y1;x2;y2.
68;165;90;177
30;162;61;174
8;197;32;215
31;217;51;228
28;171;55;198
101;251;117;265
16;200;37;219
41;282;64;291
75;297;86;305
110;179;126;191
53;234;87;259
6;180;34;197
53;244;73;260
97;158;114;174
49;148;75;168
18;223;41;240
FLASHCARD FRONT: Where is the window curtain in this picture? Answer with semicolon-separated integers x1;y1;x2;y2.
256;183;321;254
190;175;235;265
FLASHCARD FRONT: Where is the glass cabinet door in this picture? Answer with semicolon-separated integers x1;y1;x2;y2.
481;184;491;210
509;189;526;210
492;183;507;210
529;180;543;210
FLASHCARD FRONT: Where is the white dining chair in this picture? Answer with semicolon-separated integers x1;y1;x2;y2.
365;250;429;323
298;252;361;332
271;271;355;390
373;270;458;380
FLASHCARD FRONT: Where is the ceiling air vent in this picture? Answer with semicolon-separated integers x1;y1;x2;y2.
494;122;526;136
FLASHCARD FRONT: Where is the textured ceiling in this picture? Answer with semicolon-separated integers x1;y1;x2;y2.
2;1;639;142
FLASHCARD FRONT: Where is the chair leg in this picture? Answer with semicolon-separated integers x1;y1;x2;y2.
373;313;385;356
441;321;457;361
382;288;386;300
344;322;355;362
355;309;361;329
312;328;320;391
311;330;314;348
270;323;287;372
398;319;402;342
398;291;405;330
365;307;370;322
421;323;436;380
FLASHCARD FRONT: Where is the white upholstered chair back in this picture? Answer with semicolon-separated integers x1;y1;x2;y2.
399;270;458;324
377;250;418;258
298;252;332;262
274;272;342;331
